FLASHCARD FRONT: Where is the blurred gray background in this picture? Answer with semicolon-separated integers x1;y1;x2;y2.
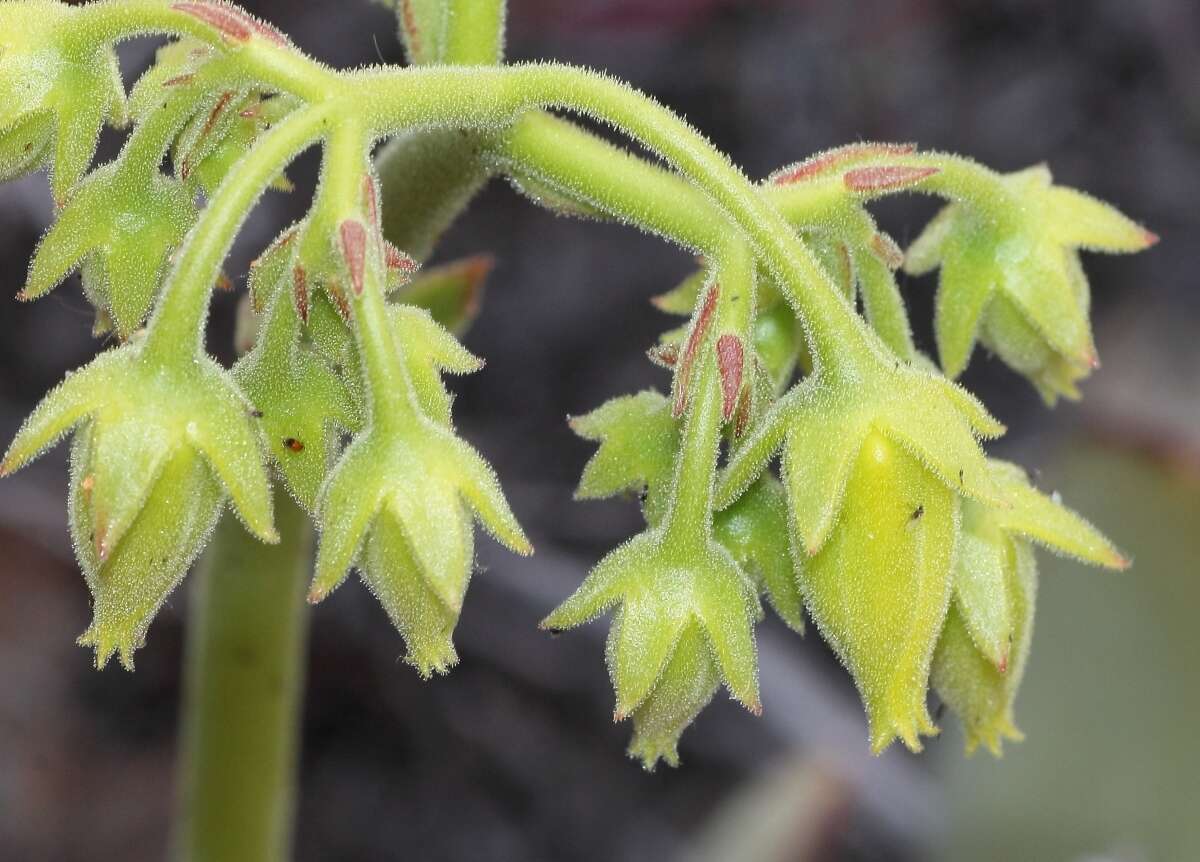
1;1;1197;860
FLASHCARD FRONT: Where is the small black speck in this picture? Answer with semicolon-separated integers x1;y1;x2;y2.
249;408;264;418
911;505;924;521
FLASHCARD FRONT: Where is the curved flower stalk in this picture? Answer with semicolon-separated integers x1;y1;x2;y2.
548;257;817;767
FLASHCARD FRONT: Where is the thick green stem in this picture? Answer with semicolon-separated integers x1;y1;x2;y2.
351;64;871;373
172;492;313;862
661;352;723;547
442;0;507;65
493;111;733;255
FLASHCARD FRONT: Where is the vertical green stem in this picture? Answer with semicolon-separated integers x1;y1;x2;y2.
443;0;507;65
661;354;723;547
172;493;313;862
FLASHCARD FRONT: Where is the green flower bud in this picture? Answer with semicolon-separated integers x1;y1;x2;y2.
932;460;1126;754
721;357;1005;560
309;398;531;674
905;164;1156;402
714;474;804;634
234;281;359;511
68;428;222;669
799;431;957;753
1;343;278;667
541;527;761;765
22;162;196;336
979;287;1089;404
0;1;126;201
627;621;721;770
307;212;529;675
570;389;803;634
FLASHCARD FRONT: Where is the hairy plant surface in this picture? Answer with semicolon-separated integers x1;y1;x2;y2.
0;0;1155;771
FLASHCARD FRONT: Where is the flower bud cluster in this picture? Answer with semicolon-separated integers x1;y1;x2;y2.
0;3;1155;771
549;143;1147;765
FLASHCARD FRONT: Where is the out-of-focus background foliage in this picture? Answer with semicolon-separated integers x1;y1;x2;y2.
1;1;1196;859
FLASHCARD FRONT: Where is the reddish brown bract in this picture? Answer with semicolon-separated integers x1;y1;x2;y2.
292;265;309;323
384;242;417;274
339;220;368;296
870;232;905;270
770;142;916;185
843;165;939;193
672;283;720;417
716;334;744;421
363;174;379;227
172;1;288;47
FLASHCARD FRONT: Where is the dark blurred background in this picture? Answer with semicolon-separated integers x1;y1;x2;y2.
2;1;1197;860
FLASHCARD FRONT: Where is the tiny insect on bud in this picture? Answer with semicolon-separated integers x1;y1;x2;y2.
283;437;304;453
647;343;679;369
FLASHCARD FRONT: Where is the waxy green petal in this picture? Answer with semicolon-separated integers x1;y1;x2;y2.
627;622;720;770
799;432;956;753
